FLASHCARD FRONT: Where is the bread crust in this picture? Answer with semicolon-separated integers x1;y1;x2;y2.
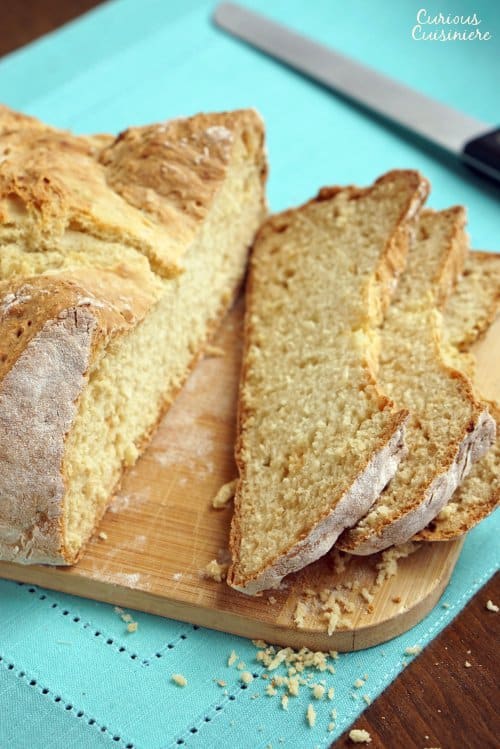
228;170;429;594
0;270;159;564
338;407;495;554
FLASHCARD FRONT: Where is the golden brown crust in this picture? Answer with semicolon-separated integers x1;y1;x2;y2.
0;105;265;277
415;402;500;541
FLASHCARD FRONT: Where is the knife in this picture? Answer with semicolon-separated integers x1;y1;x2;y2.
214;3;500;185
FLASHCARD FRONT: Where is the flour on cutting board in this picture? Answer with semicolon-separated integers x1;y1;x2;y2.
109;487;151;514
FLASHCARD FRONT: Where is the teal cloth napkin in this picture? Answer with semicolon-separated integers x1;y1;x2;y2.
0;1;498;747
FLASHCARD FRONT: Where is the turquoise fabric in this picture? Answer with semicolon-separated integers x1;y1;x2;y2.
0;1;498;747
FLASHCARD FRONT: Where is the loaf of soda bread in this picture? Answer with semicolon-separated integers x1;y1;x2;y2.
0;105;267;565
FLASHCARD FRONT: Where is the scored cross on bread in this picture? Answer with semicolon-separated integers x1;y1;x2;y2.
0;106;267;565
228;170;429;595
337;209;496;555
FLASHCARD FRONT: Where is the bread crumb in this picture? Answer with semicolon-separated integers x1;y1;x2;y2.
311;683;325;700
216;679;227;687
486;600;499;612
268;596;277;605
265;684;277;697
252;639;267;648
294;600;309;628
114;606;123;614
240;671;253;685
363;694;372;705
98;531;108;540
171;674;187;687
353;678;365;688
349;728;372;743
205;559;228;582
391;595;401;604
204;344;225;358
237;661;246;670
327;687;335;700
306;703;316;728
331;549;349;574
360;587;374;604
464;660;472;668
228;650;238;667
405;645;422;656
127;622;138;633
212;479;238;509
281;694;288;710
288;676;300;696
375;542;418;586
121;613;133;623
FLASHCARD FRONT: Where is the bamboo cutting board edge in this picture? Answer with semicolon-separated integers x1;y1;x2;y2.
0;538;464;652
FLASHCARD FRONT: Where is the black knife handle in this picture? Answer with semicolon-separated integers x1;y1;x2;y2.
462;127;500;184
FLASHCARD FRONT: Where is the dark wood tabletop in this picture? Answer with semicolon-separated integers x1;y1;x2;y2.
1;3;499;748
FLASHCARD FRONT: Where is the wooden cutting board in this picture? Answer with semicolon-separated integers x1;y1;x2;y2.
0;297;498;651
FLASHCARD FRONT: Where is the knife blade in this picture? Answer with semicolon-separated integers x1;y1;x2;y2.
214;3;500;185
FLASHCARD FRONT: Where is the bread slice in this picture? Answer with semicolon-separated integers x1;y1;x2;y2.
0;106;267;564
444;251;500;351
415;403;499;541
227;170;429;594
337;209;496;555
415;252;500;541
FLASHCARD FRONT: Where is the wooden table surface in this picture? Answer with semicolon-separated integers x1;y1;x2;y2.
1;3;498;748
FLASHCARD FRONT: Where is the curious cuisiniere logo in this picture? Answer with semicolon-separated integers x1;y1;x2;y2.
412;8;493;41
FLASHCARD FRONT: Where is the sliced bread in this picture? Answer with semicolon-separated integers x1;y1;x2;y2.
415;403;499;541
227;170;429;594
416;252;500;541
0;106;267;564
337;209;496;555
444;251;500;351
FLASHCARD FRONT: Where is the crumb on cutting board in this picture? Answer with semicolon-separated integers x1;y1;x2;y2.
205;559;229;582
127;622;138;633
486;599;499;612
212;479;238;509
375;542;419;586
